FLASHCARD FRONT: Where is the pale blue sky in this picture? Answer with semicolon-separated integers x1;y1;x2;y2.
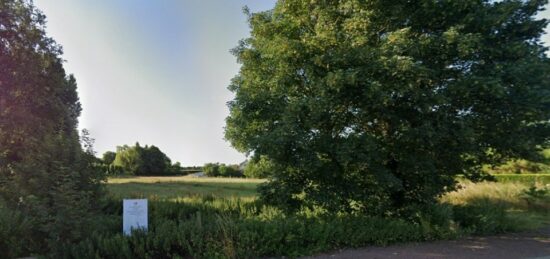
34;0;277;165
34;1;549;166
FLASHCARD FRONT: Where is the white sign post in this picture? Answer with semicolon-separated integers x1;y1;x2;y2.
123;199;148;236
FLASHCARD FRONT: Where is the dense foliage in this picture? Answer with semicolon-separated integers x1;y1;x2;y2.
109;143;182;176
203;163;244;177
102;151;117;165
484;148;550;174
243;156;275;178
1;190;545;259
226;0;550;213
0;0;104;256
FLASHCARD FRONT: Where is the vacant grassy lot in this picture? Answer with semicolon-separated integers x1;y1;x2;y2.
106;174;550;200
107;176;264;199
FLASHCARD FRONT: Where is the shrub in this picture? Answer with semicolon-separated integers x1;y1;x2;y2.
520;186;550;212
452;199;514;235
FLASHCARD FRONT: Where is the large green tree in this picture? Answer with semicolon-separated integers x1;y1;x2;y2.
102;151;117;165
112;143;174;175
0;0;104;255
226;0;550;213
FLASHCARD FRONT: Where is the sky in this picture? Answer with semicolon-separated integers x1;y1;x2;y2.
34;0;277;166
34;1;549;166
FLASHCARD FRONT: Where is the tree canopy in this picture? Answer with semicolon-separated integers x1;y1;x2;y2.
111;143;180;176
0;0;104;254
102;151;117;165
226;0;550;213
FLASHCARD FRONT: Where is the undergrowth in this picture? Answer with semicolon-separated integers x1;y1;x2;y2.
1;181;548;258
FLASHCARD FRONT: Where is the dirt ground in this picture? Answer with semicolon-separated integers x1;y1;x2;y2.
307;227;550;259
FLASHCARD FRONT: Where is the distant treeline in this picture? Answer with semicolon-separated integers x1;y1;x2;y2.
99;144;272;178
180;168;203;175
100;143;184;176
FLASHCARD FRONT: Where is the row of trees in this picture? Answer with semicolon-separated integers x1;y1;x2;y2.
100;144;276;178
201;156;277;178
101;143;183;176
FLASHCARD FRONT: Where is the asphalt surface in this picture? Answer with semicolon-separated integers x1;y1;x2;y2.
306;227;550;259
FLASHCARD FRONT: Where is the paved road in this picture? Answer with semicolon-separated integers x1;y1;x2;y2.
307;227;550;259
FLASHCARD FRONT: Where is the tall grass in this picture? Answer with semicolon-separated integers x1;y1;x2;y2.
442;181;550;234
493;174;550;185
443;181;550;211
442;181;528;206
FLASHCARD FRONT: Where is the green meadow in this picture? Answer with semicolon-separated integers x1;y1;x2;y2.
107;176;264;199
105;175;550;200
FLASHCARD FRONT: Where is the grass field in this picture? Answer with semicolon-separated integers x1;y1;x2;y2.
106;174;550;200
107;176;264;199
106;175;550;230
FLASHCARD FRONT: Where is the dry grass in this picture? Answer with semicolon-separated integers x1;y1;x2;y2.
442;181;528;207
442;180;550;217
441;181;550;231
107;175;266;184
106;176;264;199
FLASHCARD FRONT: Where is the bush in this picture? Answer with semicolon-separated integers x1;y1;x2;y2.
520;186;550;212
450;198;530;235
